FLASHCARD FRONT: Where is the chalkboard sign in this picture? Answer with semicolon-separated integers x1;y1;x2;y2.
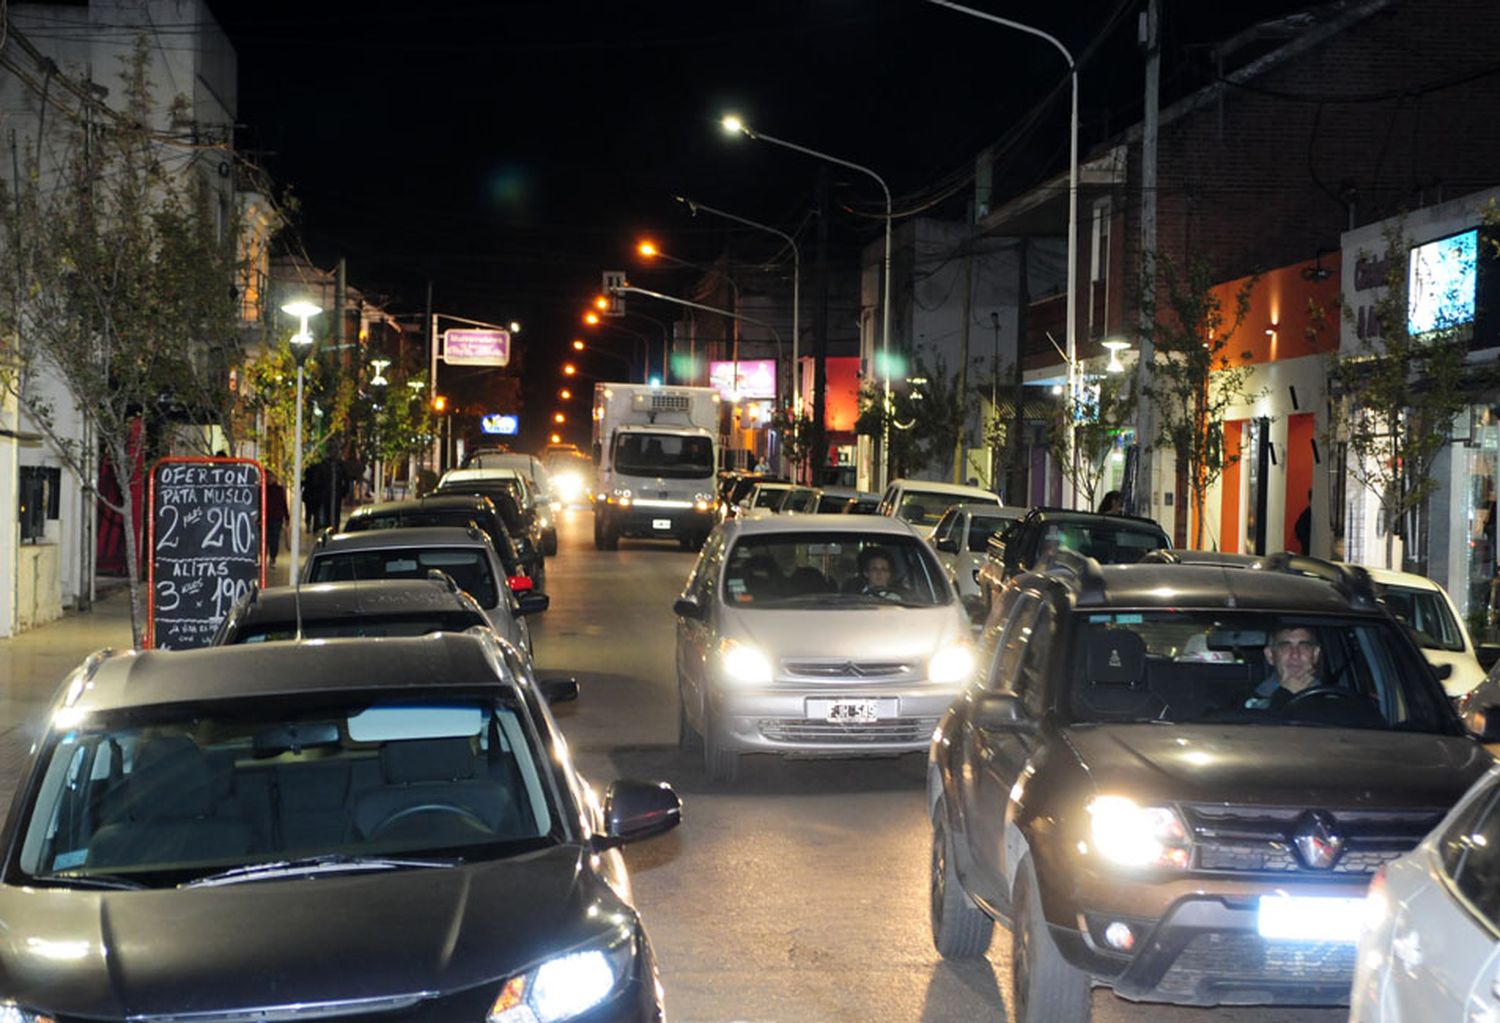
147;458;266;650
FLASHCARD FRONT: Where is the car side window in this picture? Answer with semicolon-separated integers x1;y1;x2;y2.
985;594;1041;693
1017;604;1055;716
1440;775;1500;928
932;509;958;545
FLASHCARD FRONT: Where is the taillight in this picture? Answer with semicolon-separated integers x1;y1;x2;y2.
508;575;534;594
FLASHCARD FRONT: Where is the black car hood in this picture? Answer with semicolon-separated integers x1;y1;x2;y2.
1063;723;1494;808
0;845;628;1019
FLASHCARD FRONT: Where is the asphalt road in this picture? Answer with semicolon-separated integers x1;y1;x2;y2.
530;508;1347;1023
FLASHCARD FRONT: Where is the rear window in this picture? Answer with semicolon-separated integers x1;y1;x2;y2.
1039;519;1168;564
1380;584;1466;652
309;549;498;608
230;611;487;643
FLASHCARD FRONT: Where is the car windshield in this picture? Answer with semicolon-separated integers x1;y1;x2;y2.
753;488;789;510
613;433;714;479
967;514;1012;552
229;612;487;643
723;532;949;608
898;491;993;527
1039;519;1168;564
309;549;498;609
1380;584;1466;652
1061;611;1455;732
14;693;559;889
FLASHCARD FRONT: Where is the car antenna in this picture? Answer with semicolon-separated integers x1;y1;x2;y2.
293;565;304;641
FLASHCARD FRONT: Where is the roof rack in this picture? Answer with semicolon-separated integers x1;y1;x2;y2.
1260;552;1379;609
1040;548;1107;604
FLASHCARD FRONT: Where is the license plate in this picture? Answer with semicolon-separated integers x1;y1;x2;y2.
805;698;894;724
1256;895;1365;943
652;518;672;530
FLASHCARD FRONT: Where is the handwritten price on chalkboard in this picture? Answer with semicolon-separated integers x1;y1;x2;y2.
155;576;252;618
156;506;256;555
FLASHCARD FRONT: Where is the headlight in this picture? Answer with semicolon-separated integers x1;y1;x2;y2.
488;932;634;1023
0;1004;54;1023
720;640;774;686
554;474;583;500
1086;795;1190;869
928;644;976;685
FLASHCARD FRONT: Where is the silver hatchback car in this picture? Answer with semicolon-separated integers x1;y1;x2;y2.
673;515;975;782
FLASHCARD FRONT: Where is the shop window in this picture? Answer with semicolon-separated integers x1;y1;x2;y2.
18;466;61;544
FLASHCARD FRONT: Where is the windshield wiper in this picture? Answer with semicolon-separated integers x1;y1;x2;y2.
183;853;463;888
36;872;147;890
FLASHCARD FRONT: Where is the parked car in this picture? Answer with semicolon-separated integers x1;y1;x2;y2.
3;634;681;1023
740;481;794;516
929;503;1025;602
673;514;975;783
302;526;538;655
213;577;504;645
459;453;558;554
976;507;1170;612
928;551;1489;1022
342;494;532;587
431;473;547;590
812;486;880;514
1367;566;1486;697
1350;761;1500;1023
778;485;819;514
878;478;1001;536
716;472;782;521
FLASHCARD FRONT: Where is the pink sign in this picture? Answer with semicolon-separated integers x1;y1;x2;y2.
443;329;510;367
708;359;776;400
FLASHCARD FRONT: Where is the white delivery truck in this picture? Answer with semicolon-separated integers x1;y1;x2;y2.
592;382;721;551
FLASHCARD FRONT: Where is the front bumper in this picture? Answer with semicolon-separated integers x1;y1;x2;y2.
604;503;715;539
1054;876;1367;1007
709;684;960;755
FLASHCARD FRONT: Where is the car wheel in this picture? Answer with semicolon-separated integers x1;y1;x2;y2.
1012;857;1090;1023
593;514;604;550
702;721;739;784
600;517;620;551
543;529;558;557
930;800;993;959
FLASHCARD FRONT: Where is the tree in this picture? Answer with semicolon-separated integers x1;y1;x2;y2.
1326;219;1482;571
769;404;815;481
1048;369;1137;513
856;351;972;481
0;39;245;645
1142;256;1259;549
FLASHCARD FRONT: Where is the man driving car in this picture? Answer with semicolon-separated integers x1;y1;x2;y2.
1245;625;1323;711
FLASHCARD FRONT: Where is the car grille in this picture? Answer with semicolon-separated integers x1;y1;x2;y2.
757;716;939;744
780;659;914;680
1182;803;1442;875
1156;932;1356;999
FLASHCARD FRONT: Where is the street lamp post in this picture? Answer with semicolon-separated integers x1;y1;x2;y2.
637;240;741;390
920;0;1079;507
672;195;801;418
282;299;322;582
720;115;892;491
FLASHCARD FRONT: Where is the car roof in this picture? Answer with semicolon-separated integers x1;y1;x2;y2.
1029;507;1168;531
1364;565;1444;592
348;495;495;517
441;467;522;484
65;633;507;715
890;478;1002;500
312;526;493;552
1138;548;1262;567
729;513;923;537
1028;559;1382;615
230;580;482;624
949;502;1023;517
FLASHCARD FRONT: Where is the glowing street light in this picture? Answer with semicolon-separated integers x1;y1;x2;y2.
637;239;659;259
553;411;566;424
550;432;562;445
572;339;586;350
593;295;610;311
562;363;578;377
280;298;322;581
509;320;522;333
1103;339;1132;375
583;310;601;326
559;388;572;400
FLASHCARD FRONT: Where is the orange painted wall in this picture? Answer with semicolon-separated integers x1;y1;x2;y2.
1221;420;1243;553
1209;254;1343;366
1284;414;1315;553
824;356;861;431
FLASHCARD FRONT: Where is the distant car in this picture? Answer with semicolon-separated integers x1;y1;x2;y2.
544;450;595;507
431;472;547;589
213;577;506;646
778;485;819;514
672;514;975;783
929;503;1024;601
449;461;557;555
1366;566;1485;697
812;486;869;513
342;494;532;587
878;478;1002;536
742;481;794;515
5;634;681;1023
1351;762;1500;1022
717;472;782;522
976;507;1171;612
302;526;538;654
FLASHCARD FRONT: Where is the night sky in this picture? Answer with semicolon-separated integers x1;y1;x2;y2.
211;0;1308;444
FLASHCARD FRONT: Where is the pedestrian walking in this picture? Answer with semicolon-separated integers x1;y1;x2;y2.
265;473;290;567
1294;490;1312;555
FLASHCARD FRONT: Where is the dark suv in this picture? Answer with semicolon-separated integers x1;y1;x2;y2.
928;552;1493;1021
976;508;1169;613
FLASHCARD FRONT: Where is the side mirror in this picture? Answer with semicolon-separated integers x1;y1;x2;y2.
592;779;682;850
935;536;960;554
1431;662;1455;682
516;591;550;616
974;693;1036;734
673;596;708;621
540;676;579;703
507;574;534;594
1468;703;1500;743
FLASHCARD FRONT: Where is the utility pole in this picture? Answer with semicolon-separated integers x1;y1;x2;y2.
1010;239;1030;505
1132;0;1161;520
953;204;975;483
329;257;346;529
812;169;831;484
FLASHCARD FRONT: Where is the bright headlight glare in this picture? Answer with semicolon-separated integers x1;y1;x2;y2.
928;644;976;684
1087;795;1190;869
488;938;632;1023
720;641;774;685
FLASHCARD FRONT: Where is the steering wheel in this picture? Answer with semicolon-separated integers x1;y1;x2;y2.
1278;686;1385;726
370;802;490;840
